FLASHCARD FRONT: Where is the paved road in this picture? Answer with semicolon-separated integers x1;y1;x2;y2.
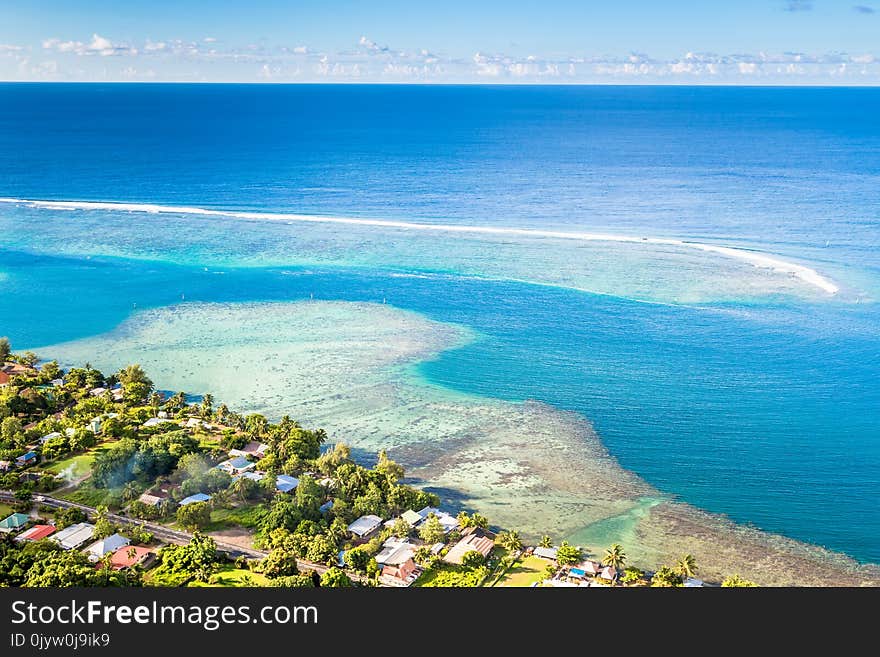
0;490;341;577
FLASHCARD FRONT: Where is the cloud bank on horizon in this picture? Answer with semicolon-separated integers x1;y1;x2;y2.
1;1;879;84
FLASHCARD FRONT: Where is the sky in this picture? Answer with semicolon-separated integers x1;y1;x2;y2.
1;1;879;84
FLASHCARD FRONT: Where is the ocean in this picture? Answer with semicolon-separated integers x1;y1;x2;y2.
0;83;878;563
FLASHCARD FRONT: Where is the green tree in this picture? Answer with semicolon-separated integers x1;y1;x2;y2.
1;416;22;442
461;550;485;568
651;566;684;587
603;543;627;570
621;567;645;585
675;554;698;580
418;513;446;545
0;337;10;361
375;449;404;483
262;546;300;578
21;352;39;367
117;364;153;388
304;533;338;565
497;530;523;552
391;517;411;539
176;501;212;530
722;574;758;587
200;393;214;418
344;547;372;573
539;535;553;549
245;414;269;439
320;567;354;587
555;541;582;567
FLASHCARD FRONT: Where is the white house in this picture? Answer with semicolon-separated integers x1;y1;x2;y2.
39;432;62;445
89;387;108;397
275;474;299;493
534;546;558;561
85;533;130;562
416;507;459;533
179;493;212;506
216;456;255;476
52;522;95;550
347;515;383;538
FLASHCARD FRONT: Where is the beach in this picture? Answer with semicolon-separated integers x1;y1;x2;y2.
38;299;880;586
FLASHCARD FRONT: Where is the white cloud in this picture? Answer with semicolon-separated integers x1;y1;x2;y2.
293;45;308;54
738;62;758;74
43;34;137;57
0;44;23;53
203;37;217;43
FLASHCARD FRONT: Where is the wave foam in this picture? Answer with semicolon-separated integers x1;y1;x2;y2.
0;197;839;295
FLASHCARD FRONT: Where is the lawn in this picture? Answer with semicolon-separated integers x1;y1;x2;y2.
206;505;266;531
492;555;548;587
57;480;116;508
44;452;95;479
0;503;14;518
189;565;270;588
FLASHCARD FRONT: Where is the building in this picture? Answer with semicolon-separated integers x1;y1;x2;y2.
52;522;96;550
87;417;102;434
0;371;10;387
416;507;459;533
578;560;602;576
444;531;495;565
216;456;255;476
400;509;422;526
0;513;30;533
375;538;416;566
533;546;558;561
347;514;383;538
15;451;37;467
85;533;130;561
228;442;268;459
0;460;11;472
382;558;417;585
15;524;55;542
275;474;299;493
142;417;174;428
599;566;618;582
50;378;65;387
683;577;704;587
89;387;108;397
179;493;212;506
318;500;334;514
39;431;62;445
108;545;155;570
137;492;164;507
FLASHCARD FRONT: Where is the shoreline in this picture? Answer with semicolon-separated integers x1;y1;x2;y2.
33;299;879;586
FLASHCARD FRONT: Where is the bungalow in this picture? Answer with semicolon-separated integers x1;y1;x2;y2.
39;431;62;445
229;441;268;459
347;514;383;539
0;513;30;533
232;471;265;483
157;411;169;419
382;558;417;586
50;378;65;387
416;507;459;533
87;417;102;434
108;545;155;570
275;474;299;493
400;509;423;527
0;460;11;472
137;492;164;507
534;546;558;561
375;537;416;566
15;451;37;467
0;371;10;387
64;427;76;437
444;531;495;565
85;533;130;561
142;417;174;428
217;456;255;476
578;560;603;576
683;577;704;588
179;493;212;506
318;500;334;514
15;524;56;542
89;387;108;397
599;566;618;582
52;522;95;550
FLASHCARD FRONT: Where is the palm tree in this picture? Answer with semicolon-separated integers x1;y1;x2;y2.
498;530;523;552
675;554;698;580
200;393;214;418
539;535;553;549
602;543;627;570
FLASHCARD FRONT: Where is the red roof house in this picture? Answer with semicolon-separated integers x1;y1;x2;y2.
16;524;56;541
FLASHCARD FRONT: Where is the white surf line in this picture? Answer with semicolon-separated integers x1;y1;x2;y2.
0;197;840;295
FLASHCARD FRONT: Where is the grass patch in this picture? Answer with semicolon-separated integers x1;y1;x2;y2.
189;565;270;588
413;563;489;587
44;452;95;478
206;505;266;532
57;480;116;508
492;555;547;587
0;503;14;518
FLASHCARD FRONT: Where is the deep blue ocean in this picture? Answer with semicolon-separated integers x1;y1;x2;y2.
0;84;878;562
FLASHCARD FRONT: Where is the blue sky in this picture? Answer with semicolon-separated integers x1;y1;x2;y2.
1;1;878;83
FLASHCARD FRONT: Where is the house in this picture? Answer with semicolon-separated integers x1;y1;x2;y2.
137;493;164;507
0;371;10;387
599;566;618;582
0;513;30;533
108;545;155;570
534;546;558;561
444;531;495;565
400;509;423;527
15;451;37;467
185;418;205;429
229;442;268;459
87;417;102;434
381;558;417;585
275;474;299;493
64;427;76;437
347;514;383;538
52;522;96;550
85;533;130;561
179;493;212;506
39;431;62;445
318;500;334;514
683;577;704;588
578;560;603;576
216;456;255;475
157;411;169;419
89;387;108;397
15;524;56;542
142;417;174;428
50;378;65;387
416;507;459;533
0;460;11;472
375;539;415;566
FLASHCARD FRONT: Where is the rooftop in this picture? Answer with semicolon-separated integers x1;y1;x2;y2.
348;514;383;537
